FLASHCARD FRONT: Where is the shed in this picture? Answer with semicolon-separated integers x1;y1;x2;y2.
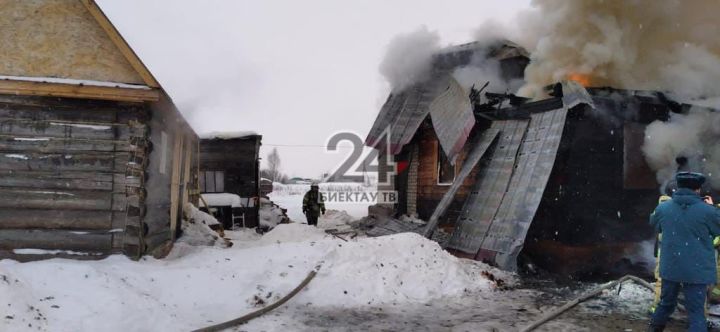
0;0;199;260
199;132;262;228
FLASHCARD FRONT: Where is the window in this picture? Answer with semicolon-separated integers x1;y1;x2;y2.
201;171;225;193
437;144;455;185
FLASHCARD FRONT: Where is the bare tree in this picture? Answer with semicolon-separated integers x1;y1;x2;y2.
267;148;282;182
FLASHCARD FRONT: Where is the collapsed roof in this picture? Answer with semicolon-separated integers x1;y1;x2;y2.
365;40;529;163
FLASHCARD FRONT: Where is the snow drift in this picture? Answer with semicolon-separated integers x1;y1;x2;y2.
0;224;507;332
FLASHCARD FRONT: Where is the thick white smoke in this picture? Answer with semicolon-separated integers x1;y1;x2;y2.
379;26;440;91
516;0;720;100
452;56;523;95
506;0;720;189
643;109;720;190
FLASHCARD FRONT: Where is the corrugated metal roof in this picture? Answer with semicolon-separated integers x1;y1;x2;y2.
446;84;594;271
482;107;569;271
365;41;529;154
429;76;475;163
445;120;530;254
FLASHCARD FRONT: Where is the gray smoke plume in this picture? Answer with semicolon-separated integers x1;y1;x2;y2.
452;54;524;95
516;0;720;100
379;26;440;91
643;108;720;190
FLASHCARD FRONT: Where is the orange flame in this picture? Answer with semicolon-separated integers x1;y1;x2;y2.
567;73;592;87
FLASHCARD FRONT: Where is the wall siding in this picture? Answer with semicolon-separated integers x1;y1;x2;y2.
0;95;149;256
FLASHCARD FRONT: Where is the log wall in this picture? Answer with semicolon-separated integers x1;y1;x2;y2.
0;95;149;256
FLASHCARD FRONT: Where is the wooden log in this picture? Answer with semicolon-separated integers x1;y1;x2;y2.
0;100;149;124
0;79;160;103
0;250;110;262
0;119;146;140
0;152;133;173
145;232;170;253
169;134;183;238
0;169;112;181
0;173;113;191
0;135;142;153
0;229;113;251
0;208;122;229
0;170;139;191
0;188;126;211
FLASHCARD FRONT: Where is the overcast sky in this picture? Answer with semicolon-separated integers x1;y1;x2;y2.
98;0;531;178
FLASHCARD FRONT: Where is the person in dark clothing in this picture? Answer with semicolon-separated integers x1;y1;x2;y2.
302;183;325;226
648;172;720;332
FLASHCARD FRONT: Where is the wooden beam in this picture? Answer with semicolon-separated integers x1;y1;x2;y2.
169;134;183;238
0;188;126;211
80;0;161;88
179;136;193;234
0;208;118;230
0;229;112;251
0;79;159;102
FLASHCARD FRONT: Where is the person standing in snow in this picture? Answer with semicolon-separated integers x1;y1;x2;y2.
302;182;325;226
648;172;720;332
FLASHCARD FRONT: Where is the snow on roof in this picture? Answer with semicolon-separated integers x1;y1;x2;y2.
199;131;260;140
0;75;152;90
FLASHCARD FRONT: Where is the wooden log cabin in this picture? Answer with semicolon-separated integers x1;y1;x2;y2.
199;133;262;228
0;0;199;261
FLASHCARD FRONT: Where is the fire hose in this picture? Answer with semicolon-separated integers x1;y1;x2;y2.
520;275;657;332
192;265;321;332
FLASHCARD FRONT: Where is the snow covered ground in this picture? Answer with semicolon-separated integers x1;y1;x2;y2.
269;183;372;223
0;191;698;332
1;223;513;332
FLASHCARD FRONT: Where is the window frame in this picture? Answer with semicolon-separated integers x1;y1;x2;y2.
436;143;456;186
201;170;226;193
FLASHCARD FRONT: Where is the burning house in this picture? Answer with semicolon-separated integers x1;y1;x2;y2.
366;40;720;276
0;0;199;260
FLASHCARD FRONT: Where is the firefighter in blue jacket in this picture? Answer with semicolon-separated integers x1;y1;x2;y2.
648;172;720;332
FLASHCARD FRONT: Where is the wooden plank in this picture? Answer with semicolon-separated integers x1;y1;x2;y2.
0;99;149;124
0;152;130;172
0;135;142;153
0;208;120;229
0;229;112;251
0;79;159;102
0;250;110;262
0;172;137;192
0;173;112;191
0;169;112;181
169;134;183;237
422;129;500;238
0;118;146;140
80;0;161;88
178;137;193;240
0;188;125;211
